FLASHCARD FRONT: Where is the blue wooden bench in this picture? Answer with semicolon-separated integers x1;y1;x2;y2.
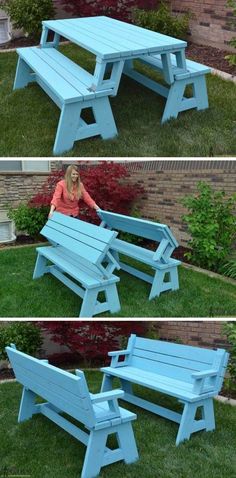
98;210;181;300
13;46;118;154
101;334;229;445
6;344;139;478
124;54;211;123
33;212;120;317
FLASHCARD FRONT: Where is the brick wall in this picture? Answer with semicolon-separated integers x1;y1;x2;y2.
156;320;228;349
0;161;60;210
125;160;236;246
171;0;235;51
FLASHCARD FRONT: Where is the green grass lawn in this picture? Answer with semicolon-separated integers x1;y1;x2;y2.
1;371;236;478
0;44;236;157
0;245;235;317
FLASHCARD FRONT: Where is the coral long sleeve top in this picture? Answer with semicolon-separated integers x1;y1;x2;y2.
51;180;96;217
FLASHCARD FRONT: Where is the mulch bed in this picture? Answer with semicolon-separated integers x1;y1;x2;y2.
1;36;235;76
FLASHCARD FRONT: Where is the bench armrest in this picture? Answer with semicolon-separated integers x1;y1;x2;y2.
192;369;218;394
90;389;124;419
192;369;218;379
108;349;131;367
90;389;124;404
108;349;130;357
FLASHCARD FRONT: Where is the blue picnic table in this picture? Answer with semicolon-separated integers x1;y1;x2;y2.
14;16;210;154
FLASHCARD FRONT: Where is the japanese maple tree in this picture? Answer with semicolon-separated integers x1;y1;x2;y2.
39;321;148;366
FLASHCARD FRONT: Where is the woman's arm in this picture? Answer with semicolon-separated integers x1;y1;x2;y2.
48;182;63;218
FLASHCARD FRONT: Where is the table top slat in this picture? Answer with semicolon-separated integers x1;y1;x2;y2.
43;16;187;60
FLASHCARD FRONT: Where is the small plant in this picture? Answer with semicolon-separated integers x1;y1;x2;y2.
8;203;48;238
133;2;191;40
223;322;236;394
225;0;236;66
0;0;55;40
220;254;236;279
0;322;42;361
181;182;236;271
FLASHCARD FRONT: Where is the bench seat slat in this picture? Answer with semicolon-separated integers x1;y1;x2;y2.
101;366;199;401
17;47;90;103
112;239;180;269
37;246;118;287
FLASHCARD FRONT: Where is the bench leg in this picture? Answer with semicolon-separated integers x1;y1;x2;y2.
149;270;166;299
33;253;48;279
18;387;37;422
169;267;179;291
14;57;33;90
117;421;139;464
193;76;209;110
176;399;215;445
80;288;99;318
105;283;121;314
82;429;108;478
93;96;118;140
101;373;113;392
53;102;82;155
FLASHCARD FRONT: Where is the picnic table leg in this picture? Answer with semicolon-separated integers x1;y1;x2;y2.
161;80;186;123
193;76;209;110
53;103;82;155
93;96;118;140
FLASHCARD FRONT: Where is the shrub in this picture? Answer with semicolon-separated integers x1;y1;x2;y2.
8;202;48;238
58;0;156;22
133;2;191;40
39;321;147;367
223;322;236;394
0;322;42;361
225;0;236;66
181;182;236;271
0;0;55;39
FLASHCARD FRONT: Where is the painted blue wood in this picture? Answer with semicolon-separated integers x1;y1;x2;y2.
98;210;181;300
13;46;117;154
33;212;121;317
6;345;139;478
101;334;229;445
124;52;211;122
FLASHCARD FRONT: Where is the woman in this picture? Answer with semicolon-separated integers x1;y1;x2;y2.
48;164;99;218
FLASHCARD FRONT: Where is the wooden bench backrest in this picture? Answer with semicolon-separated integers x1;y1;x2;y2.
98;210;178;262
6;346;96;428
40;212;118;277
127;335;229;393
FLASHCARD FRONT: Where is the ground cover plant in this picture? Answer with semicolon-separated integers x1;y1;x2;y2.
1;44;236;157
1;371;236;478
0;245;235;317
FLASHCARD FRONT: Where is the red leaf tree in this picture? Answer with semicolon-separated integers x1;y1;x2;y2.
29;160;144;224
57;0;157;22
39;321;148;366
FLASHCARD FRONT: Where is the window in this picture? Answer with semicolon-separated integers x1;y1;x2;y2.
0;160;50;172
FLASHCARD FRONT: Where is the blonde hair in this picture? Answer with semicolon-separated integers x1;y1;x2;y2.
64;165;82;199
